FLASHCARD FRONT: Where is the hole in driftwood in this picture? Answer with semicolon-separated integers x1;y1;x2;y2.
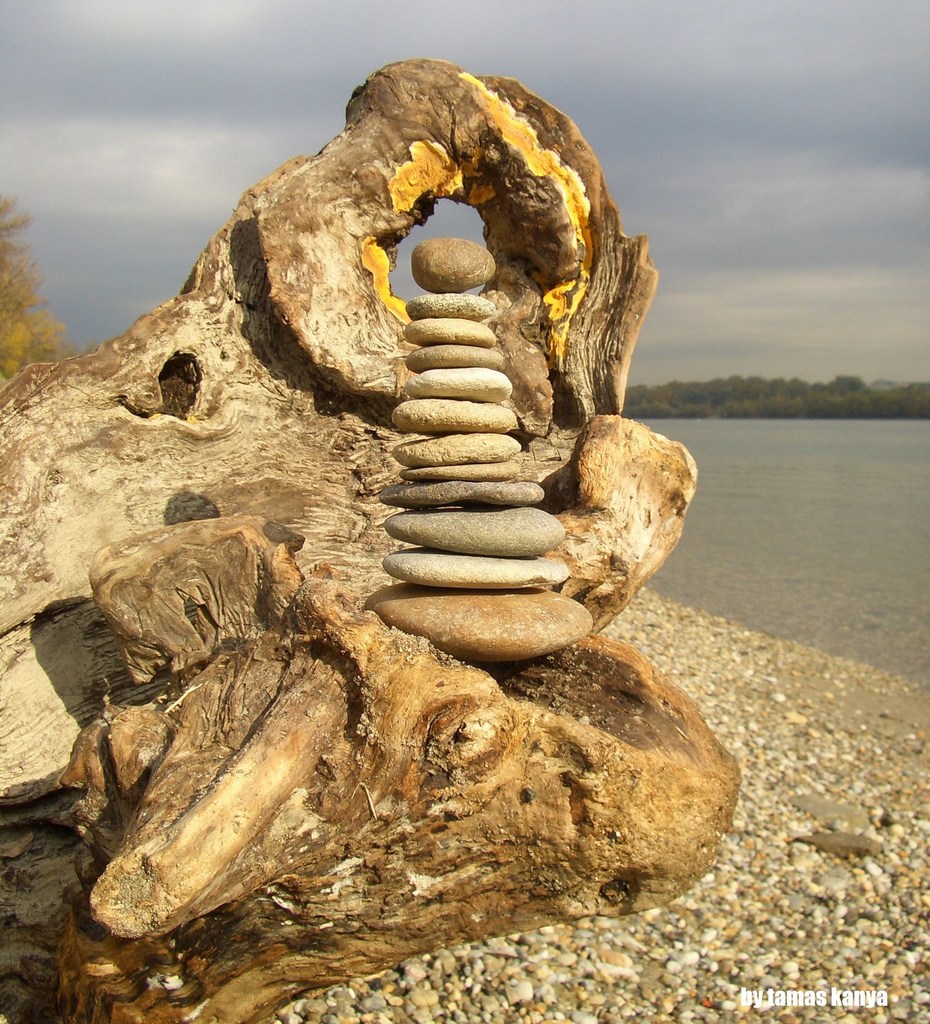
391;199;487;300
158;353;201;418
599;874;640;908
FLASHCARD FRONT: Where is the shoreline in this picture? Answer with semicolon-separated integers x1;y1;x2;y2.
613;588;930;742
273;590;930;1023
645;578;929;698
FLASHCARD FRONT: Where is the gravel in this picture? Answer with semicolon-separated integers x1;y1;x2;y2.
270;589;930;1023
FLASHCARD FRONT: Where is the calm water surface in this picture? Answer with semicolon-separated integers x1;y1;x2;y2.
642;420;930;688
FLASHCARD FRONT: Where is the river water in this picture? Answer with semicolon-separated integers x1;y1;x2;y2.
639;419;930;688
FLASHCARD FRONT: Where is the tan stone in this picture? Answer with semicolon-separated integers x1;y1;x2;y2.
406;294;496;322
392;399;517;435
405;344;506;372
404;368;512;403
393;433;522;468
399;460;524;482
411;237;496;294
404;319;497;348
382;551;569;588
364;584;594;661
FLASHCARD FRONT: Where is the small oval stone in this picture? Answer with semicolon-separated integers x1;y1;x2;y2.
379;480;544;508
392;399;517;435
406;344;505;373
411;237;496;294
384;507;565;557
404;368;513;403
364;585;594;662
383;550;569;589
399;460;523;482
404;318;497;348
393;434;521;468
406;294;496;322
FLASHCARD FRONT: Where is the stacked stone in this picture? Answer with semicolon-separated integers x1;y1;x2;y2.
365;238;593;663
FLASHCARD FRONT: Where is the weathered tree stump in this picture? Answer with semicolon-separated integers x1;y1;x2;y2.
0;59;738;1024
56;559;737;1024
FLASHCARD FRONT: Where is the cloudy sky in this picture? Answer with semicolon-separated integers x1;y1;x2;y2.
1;0;927;385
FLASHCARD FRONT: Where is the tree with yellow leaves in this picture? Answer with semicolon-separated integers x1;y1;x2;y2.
0;195;72;380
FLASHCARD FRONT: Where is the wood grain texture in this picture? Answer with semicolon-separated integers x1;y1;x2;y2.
0;59;729;1024
57;570;738;1024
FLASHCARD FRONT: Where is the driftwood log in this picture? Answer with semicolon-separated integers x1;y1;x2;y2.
0;59;738;1024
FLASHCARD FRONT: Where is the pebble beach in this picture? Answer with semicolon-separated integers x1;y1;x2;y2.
272;589;930;1024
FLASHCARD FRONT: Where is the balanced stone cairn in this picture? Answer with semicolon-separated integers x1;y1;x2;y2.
365;238;594;662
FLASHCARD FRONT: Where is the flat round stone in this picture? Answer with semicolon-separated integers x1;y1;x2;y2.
411;238;496;294
392;399;517;435
379;480;544;508
383;550;569;589
406;344;506;372
393;434;521;468
384;507;566;557
399;460;524;482
406;294;496;322
365;585;594;662
404;319;497;348
404;368;513;403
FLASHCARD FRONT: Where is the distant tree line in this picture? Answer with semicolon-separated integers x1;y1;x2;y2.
624;375;930;419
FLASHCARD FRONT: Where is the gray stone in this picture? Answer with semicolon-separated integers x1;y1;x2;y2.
379;480;544;508
411;237;496;293
406;294;496;322
399;460;524;482
506;979;536;1006
384;507;565;557
818;866;853;894
364;584;594;662
405;344;505;373
404;368;512;403
792;795;871;832
393;434;521;468
793;832;882;858
383;550;569;588
404;318;497;348
392;399;517;435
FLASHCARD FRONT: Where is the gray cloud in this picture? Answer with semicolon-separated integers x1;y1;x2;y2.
1;0;926;382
